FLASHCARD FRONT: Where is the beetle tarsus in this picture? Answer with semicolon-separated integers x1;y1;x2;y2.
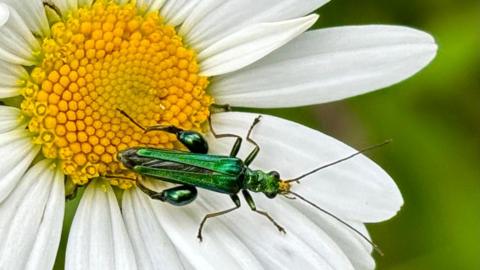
244;116;262;165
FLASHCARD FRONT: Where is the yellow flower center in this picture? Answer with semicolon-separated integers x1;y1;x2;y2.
21;1;212;188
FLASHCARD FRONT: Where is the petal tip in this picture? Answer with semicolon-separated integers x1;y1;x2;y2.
381;185;405;221
0;3;10;26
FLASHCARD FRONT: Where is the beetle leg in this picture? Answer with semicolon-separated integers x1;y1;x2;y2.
244;116;262;166
108;174;198;205
197;194;241;241
117;108;208;153
137;183;198;206
242;190;286;234
208;115;242;157
148;126;208;154
135;182;163;200
104;173;137;181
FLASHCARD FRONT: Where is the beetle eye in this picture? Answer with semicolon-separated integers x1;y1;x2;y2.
269;171;280;179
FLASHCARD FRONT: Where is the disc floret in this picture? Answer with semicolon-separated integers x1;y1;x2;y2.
21;1;212;187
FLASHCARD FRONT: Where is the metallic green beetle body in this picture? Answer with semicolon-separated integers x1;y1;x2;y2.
116;111;383;250
119;147;282;197
116;114;291;240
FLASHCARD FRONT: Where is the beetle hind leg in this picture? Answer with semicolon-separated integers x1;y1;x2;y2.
117;108;208;154
137;182;198;206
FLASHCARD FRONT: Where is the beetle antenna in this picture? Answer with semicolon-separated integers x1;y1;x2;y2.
116;108;146;131
286;140;391;183
289;191;384;256
282;194;297;200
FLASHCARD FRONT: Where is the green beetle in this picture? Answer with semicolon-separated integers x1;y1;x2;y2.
116;109;385;253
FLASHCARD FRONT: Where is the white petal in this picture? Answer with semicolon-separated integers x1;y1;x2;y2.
212;25;438;107
0;3;41;65
0;159;64;270
180;0;328;51
0;128;40;203
51;0;78;16
1;0;50;37
0;106;26;133
66;180;137;270
25;163;65;270
290;199;375;270
198;190;355;269
137;180;354;269
140;180;264;270
199;14;318;76
161;0;199;27
77;0;94;8
0;58;28;98
209;112;403;222
122;187;185;270
136;0;166;13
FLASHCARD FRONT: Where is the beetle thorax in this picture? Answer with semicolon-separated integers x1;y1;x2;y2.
244;169;280;198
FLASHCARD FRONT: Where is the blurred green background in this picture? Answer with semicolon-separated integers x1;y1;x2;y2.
262;0;480;269
55;0;480;269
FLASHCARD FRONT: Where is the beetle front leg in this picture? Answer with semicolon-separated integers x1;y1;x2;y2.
244;116;262;166
137;182;198;206
208;115;243;157
242;190;286;234
197;194;241;241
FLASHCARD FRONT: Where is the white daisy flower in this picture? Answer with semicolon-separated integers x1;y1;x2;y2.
0;0;436;269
